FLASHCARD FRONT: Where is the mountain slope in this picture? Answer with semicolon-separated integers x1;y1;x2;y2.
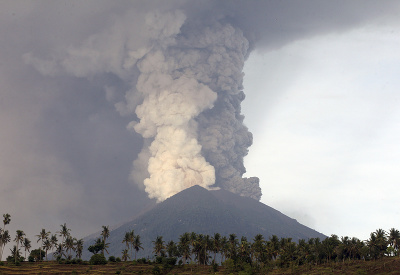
82;185;325;259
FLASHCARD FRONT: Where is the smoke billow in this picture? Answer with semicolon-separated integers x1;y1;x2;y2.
128;12;261;201
24;7;261;202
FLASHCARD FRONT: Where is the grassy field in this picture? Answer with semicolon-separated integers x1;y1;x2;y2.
0;257;400;274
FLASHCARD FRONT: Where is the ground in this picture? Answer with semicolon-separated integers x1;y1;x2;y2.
0;257;400;274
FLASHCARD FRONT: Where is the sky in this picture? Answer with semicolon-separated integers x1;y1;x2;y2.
1;0;400;255
243;25;400;240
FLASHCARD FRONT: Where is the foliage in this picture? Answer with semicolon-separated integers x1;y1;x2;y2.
89;253;107;265
108;255;116;262
88;238;105;255
29;248;45;262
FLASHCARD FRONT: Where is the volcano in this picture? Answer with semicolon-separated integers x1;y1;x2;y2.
82;185;325;259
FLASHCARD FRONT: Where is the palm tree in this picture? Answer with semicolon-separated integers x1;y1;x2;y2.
252;234;265;265
75;239;84;259
22;237;31;259
64;235;75;259
50;234;58;260
0;230;11;261
178;233;191;264
43;238;52;261
129;230;135;259
54;243;65;259
2;214;11;230
211;233;221;264
220;236;228;263
57;223;71;247
228;234;238;260
14;230;25;263
121;248;130;261
153;236;165;257
101;225;110;255
0;213;11;261
122;231;131;252
133;235;143;260
388;228;400;256
36;229;50;261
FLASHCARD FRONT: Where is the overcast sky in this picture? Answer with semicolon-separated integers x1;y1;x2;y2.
1;1;400;254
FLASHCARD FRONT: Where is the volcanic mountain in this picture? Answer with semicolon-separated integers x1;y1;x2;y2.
82;185;325;259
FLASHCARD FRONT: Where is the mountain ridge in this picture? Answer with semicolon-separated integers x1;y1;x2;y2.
82;185;326;259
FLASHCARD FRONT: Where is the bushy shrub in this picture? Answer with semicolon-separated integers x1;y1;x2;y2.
115;257;121;262
152;265;161;275
165;257;177;266
89;253;107;265
108;256;116;262
155;256;163;264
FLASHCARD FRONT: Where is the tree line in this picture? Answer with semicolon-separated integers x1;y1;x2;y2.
1;212;399;272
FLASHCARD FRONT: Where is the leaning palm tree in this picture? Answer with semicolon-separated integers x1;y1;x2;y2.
14;230;25;263
22;237;31;259
36;229;50;261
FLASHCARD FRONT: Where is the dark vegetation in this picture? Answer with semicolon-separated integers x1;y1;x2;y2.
1;212;400;274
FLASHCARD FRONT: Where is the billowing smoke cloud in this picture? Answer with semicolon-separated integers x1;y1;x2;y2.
23;0;400;203
24;6;261;202
129;15;262;201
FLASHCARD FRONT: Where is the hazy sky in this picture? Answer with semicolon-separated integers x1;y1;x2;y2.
243;24;400;240
1;1;400;253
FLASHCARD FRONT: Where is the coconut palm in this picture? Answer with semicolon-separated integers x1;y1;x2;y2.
57;223;71;245
50;234;58;260
14;230;25;263
153;236;165;257
178;233;191;264
2;214;11;230
22;237;31;259
101;225;110;255
64;235;75;259
211;233;221;264
0;229;11;261
121;248;130;261
122;231;131;253
129;230;135;259
0;213;11;261
388;228;400;256
75;239;84;259
36;229;50;261
133;235;143;260
43;238;52;261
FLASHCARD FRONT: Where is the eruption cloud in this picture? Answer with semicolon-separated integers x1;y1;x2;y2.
24;8;261;202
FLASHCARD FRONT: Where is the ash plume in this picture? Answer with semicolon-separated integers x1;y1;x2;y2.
128;13;262;201
24;5;264;202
